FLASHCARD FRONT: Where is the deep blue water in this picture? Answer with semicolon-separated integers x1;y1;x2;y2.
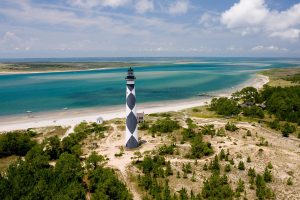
0;57;299;116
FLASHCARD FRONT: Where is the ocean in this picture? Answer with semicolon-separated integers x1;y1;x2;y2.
0;57;299;116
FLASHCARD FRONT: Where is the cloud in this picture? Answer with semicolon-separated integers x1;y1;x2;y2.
0;31;36;51
270;29;300;40
227;46;243;52
0;1;151;36
66;0;130;9
199;12;220;28
221;0;300;40
221;0;268;28
251;45;288;52
135;0;154;14
168;0;189;14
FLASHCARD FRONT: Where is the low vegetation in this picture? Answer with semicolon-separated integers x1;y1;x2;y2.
149;117;180;134
0;130;37;158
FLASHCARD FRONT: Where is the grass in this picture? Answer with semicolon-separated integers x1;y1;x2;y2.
259;68;300;87
32;126;68;142
185;106;221;118
0;155;18;171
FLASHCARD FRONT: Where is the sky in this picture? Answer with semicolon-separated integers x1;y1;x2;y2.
0;0;300;58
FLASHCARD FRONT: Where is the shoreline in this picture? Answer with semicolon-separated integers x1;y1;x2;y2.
0;74;269;132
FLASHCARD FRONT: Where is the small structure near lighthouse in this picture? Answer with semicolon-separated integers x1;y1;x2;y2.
125;67;139;148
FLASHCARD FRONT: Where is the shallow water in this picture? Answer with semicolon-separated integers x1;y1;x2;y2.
0;57;299;116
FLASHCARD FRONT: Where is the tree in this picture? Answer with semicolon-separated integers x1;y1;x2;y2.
243;106;265;118
224;164;231;172
0;131;36;158
85;151;105;171
178;188;188;200
219;149;226;160
190;135;213;159
233;87;259;103
209;155;220;173
248;167;256;178
255;174;275;200
55;153;83;185
235;178;245;197
89;167;133;200
202;172;234;199
262;86;300;123
43;136;61;160
210;97;240;116
238;161;245;170
247;156;251;163
263;168;272;183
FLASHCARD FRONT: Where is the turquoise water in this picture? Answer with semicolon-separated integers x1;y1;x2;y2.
0;58;299;116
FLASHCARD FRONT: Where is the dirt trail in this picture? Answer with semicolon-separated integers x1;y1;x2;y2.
96;123;142;200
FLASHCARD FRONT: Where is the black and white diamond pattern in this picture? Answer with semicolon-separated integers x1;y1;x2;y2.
125;83;138;148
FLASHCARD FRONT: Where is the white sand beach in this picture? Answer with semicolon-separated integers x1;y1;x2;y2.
0;74;269;132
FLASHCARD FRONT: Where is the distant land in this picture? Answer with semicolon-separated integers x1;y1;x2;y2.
1;57;300;73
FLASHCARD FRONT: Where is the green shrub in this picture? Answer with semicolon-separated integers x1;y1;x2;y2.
210;97;240;116
202;172;234;199
203;163;208;171
0;131;37;158
158;144;176;155
189;135;213;159
139;121;149;130
238;161;245;170
262;86;300;123
243;106;265;118
235;178;245;197
225;122;238;132
248;167;256;177
201;124;216;137
216;128;226;136
287;177;293;185
224;164;231;172
267;162;273;169
209;155;220;173
281;122;296;137
263;167;272;183
149;118;180;134
268;119;280;130
219;149;226;160
255;174;275;200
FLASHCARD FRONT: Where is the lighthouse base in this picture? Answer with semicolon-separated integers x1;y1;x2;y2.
125;136;139;148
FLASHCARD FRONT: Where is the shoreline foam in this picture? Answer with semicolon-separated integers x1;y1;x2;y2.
0;74;269;132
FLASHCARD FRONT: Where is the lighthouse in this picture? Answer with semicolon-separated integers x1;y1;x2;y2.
125;67;139;148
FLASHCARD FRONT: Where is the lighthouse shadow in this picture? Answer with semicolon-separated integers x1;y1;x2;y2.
138;139;147;146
